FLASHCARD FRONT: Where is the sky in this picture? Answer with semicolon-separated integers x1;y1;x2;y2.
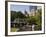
10;4;37;14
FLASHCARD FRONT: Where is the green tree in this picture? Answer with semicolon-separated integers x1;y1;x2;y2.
11;11;26;21
26;9;42;30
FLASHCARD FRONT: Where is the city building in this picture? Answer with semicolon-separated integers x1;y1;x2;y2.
28;6;37;16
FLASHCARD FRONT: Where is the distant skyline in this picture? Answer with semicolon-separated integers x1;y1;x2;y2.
10;4;37;14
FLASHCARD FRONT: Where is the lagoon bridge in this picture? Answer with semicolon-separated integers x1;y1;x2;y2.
11;18;37;31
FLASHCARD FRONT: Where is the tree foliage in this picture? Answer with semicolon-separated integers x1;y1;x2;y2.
11;11;26;21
